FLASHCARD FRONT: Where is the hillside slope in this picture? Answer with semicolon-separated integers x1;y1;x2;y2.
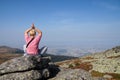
0;46;23;53
56;46;120;80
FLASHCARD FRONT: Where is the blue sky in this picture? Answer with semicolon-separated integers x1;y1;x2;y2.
0;0;120;49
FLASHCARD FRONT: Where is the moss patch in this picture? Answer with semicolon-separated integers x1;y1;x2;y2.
91;70;120;80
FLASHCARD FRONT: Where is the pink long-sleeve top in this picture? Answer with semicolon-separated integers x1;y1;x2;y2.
25;34;42;55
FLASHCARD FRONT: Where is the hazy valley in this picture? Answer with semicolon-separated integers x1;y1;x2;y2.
47;46;106;57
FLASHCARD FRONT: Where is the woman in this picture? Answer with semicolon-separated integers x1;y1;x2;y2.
24;24;47;56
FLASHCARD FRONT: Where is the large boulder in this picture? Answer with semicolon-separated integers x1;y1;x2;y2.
49;68;105;80
0;55;51;80
0;70;41;80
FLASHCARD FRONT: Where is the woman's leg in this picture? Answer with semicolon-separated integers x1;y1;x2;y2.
23;45;27;56
39;46;48;56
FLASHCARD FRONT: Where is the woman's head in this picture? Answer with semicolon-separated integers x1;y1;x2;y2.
29;29;36;36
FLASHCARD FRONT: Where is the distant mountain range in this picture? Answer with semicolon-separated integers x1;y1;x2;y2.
0;46;24;54
47;47;105;57
0;45;106;57
0;46;77;63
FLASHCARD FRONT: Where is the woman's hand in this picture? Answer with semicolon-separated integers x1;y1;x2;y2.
31;23;35;29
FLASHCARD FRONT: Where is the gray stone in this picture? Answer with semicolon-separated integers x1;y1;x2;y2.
0;70;41;80
93;77;107;80
0;55;50;75
49;68;94;80
103;74;113;79
0;55;51;80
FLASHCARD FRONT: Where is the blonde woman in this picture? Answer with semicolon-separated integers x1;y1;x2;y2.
23;24;47;56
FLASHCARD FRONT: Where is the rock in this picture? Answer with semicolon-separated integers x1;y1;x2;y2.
0;55;51;80
0;70;41;80
81;46;120;74
103;74;113;79
93;77;107;80
0;55;107;80
49;68;94;80
91;58;120;74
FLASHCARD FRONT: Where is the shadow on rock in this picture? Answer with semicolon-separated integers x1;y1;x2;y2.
48;63;60;79
40;63;60;80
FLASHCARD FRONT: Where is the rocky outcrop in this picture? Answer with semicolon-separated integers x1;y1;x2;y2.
55;46;120;80
80;46;120;74
49;68;92;80
49;68;105;80
91;57;120;74
0;55;51;80
0;55;107;80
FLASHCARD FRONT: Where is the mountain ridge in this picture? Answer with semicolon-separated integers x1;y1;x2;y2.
0;45;77;63
0;46;24;54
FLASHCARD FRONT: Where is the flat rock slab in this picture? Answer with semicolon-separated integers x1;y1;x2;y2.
0;70;41;80
0;55;51;75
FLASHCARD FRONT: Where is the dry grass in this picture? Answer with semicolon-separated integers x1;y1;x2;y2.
73;59;82;63
56;59;81;66
82;56;94;60
91;70;104;77
56;58;93;71
0;53;22;64
72;62;93;71
107;55;120;59
91;70;120;80
107;73;120;80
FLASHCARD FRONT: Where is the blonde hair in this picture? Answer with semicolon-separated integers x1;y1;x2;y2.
29;29;36;36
